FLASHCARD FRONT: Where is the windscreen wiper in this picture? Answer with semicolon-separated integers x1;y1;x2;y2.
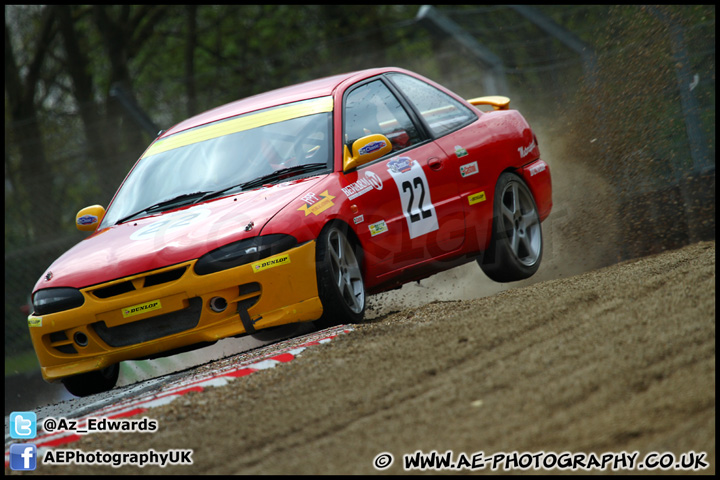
115;191;212;225
194;163;328;204
238;163;328;191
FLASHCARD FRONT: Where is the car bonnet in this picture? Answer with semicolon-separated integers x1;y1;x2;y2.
34;176;324;291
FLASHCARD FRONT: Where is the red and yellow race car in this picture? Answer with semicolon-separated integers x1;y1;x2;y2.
28;67;552;396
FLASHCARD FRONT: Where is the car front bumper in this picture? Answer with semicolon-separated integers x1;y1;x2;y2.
27;240;322;383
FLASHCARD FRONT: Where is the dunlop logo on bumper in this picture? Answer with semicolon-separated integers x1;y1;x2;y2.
252;253;290;273
122;300;162;318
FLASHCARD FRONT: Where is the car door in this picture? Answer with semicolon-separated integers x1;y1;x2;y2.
386;72;493;253
340;77;466;288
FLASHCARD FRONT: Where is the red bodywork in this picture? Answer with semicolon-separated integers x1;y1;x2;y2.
35;66;551;303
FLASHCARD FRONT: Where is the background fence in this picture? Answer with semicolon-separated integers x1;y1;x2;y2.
5;5;715;374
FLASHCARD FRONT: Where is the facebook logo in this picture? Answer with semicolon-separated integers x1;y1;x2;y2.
10;411;37;439
9;443;37;471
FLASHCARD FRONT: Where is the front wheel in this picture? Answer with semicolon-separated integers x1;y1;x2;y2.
61;363;120;397
315;224;365;328
480;172;543;282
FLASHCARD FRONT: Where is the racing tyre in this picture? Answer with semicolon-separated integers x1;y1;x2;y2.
315;224;365;328
480;172;542;282
61;363;120;397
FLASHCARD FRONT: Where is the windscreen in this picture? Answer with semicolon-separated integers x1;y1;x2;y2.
101;97;333;227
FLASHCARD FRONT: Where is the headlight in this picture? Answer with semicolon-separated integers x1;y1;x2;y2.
194;234;297;275
33;288;85;315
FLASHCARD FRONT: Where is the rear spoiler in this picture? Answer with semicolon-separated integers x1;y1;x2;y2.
467;96;510;111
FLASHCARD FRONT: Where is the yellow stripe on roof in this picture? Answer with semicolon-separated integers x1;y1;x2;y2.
143;96;334;159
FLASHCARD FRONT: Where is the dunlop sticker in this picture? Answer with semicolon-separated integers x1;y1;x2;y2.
27;315;42;327
468;191;487;205
122;300;162;318
253;253;291;273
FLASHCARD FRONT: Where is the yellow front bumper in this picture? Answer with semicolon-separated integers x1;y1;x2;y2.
27;241;322;382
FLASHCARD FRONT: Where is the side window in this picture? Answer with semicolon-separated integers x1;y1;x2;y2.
388;73;476;137
344;80;422;152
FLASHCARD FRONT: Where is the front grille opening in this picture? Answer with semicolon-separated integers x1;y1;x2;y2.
54;344;78;354
49;331;68;343
48;330;77;355
237;282;262;310
144;266;187;287
90;265;188;299
93;281;135;299
91;297;202;348
238;282;261;297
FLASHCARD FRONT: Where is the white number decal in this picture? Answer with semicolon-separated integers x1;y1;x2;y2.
387;157;439;239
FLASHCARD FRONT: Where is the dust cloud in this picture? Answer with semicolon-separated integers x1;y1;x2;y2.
367;123;623;318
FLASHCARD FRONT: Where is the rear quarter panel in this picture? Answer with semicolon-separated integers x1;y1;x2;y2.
434;108;545;253
521;159;552;221
480;108;552;224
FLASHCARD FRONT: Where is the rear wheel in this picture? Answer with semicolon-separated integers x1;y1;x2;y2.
315;224;365;328
61;363;119;397
480;172;543;282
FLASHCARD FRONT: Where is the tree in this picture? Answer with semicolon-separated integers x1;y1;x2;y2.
5;6;60;240
92;5;168;153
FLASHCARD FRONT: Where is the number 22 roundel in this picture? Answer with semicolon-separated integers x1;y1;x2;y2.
387;157;439;239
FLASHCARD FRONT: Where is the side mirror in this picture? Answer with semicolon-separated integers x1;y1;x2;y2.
343;134;392;172
76;205;106;232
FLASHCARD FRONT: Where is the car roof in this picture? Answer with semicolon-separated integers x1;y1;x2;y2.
161;67;405;138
